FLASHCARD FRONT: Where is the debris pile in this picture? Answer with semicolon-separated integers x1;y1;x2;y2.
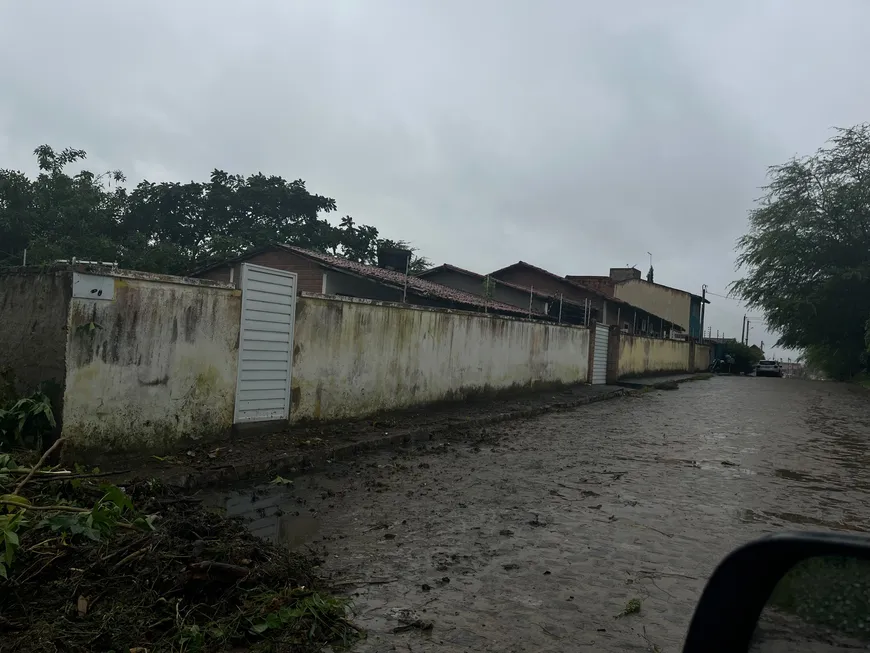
0;441;358;652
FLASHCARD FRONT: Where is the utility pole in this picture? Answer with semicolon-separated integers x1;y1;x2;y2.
699;285;707;342
741;315;746;345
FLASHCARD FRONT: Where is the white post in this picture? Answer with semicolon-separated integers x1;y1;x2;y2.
22;249;27;265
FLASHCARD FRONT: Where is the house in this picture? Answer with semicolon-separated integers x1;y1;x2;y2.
567;267;709;338
417;264;553;319
485;260;678;334
190;244;547;319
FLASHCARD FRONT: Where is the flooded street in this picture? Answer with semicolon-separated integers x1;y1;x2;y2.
210;377;870;652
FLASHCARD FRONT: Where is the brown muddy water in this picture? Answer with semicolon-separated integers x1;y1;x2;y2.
206;377;870;652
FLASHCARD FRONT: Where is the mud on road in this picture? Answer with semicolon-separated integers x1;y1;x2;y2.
209;377;870;652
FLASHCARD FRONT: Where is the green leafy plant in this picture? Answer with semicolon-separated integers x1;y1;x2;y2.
248;587;355;645
0;512;23;579
40;485;152;542
1;143;428;278
616;597;642;618
732;124;870;379
722;341;764;375
0;392;56;450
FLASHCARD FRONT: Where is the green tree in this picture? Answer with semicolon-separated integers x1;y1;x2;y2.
722;341;764;375
0;146;127;266
732;125;870;379
376;238;431;274
0;146;428;276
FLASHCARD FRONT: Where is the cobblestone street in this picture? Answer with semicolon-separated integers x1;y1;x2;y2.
213;377;870;652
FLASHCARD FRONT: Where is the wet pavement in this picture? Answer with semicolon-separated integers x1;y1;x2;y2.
616;372;705;388
208;377;870;652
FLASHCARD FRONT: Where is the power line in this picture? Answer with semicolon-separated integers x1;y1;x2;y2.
704;290;742;300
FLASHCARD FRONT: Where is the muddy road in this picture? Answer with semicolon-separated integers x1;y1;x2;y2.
209;377;870;652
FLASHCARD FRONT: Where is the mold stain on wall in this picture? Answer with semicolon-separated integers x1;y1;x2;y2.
289;296;591;422
62;276;241;456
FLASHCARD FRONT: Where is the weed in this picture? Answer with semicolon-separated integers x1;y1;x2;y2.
248;587;357;647
0;445;359;652
617;597;642;618
0;391;55;450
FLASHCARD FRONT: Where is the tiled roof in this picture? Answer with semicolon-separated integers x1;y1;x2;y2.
279;246;547;317
489;260;689;327
489;261;630;305
420;263;590;308
571;272;708;303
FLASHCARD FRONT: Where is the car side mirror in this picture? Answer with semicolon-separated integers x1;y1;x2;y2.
683;532;870;652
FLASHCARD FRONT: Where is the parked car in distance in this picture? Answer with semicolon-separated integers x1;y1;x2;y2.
755;360;783;377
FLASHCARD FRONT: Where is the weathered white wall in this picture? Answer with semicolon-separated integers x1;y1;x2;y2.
694;344;712;371
618;334;690;378
290;295;590;421
62;273;241;457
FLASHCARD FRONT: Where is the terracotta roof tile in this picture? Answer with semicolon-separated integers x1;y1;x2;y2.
419;263;588;308
280;246;548;317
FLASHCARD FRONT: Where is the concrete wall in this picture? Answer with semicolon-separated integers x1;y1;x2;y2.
617;334;691;378
62;272;241;457
614;279;691;331
0;269;72;427
694;344;712;371
290;295;590;421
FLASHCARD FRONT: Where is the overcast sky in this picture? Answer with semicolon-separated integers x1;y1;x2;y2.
2;1;868;359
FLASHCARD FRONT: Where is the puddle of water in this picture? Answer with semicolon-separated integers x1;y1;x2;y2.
279;513;322;547
774;469;816;483
206;485;321;546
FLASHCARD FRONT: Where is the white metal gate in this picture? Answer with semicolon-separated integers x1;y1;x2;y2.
234;263;297;423
591;324;609;385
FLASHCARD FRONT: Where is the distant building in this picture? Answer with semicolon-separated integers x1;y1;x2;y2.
463;260;680;334
417;264;550;315
190;244;546;319
568;267;709;338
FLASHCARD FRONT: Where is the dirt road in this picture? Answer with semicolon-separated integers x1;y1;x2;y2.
210;377;870;652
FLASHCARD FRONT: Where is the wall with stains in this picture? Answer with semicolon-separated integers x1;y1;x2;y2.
62;273;241;457
290;295;590;421
617;334;691;377
0;269;73;430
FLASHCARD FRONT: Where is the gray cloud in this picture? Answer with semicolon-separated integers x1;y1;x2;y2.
3;0;869;358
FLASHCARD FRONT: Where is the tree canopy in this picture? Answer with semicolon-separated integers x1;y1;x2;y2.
0;145;429;275
732;125;870;379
